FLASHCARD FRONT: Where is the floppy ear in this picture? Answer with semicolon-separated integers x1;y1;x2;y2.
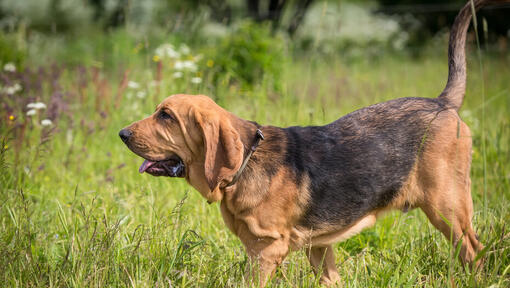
195;112;244;191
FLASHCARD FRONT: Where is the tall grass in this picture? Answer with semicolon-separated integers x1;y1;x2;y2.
0;32;509;287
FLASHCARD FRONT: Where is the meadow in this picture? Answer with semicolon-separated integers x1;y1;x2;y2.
1;26;509;287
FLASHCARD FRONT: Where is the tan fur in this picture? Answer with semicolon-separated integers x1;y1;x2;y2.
123;91;487;286
124;95;313;285
123;92;487;286
307;245;341;285
416;110;483;266
310;214;378;247
126;94;245;202
386;109;483;267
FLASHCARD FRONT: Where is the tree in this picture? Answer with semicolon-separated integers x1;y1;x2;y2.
245;0;315;36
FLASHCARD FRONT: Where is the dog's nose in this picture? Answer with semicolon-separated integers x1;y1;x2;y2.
119;129;132;143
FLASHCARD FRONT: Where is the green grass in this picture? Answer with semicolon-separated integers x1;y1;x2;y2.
1;37;509;287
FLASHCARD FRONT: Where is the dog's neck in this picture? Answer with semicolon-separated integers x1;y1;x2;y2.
230;116;261;151
225;129;264;188
225;116;284;188
219;123;288;222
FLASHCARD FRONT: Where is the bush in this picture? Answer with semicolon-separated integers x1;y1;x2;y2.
208;21;285;91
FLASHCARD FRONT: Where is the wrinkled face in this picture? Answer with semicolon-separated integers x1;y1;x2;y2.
119;94;244;202
119;95;201;178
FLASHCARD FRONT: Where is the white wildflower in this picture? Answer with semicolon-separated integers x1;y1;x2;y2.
41;119;53;126
27;102;47;110
155;44;180;59
174;60;184;70
5;83;22;95
173;71;183;79
182;60;197;71
26;109;37;116
3;63;16;72
179;44;190;55
191;77;202;84
175;60;197;71
136;91;146;99
127;81;140;89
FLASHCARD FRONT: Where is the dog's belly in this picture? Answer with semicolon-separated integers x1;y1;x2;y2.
283;97;444;229
310;213;377;246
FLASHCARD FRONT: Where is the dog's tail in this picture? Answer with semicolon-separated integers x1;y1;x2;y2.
438;0;508;111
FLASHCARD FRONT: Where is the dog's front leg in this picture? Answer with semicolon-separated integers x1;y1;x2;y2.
241;233;289;287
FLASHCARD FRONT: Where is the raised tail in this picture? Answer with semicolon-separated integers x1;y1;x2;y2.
438;0;508;111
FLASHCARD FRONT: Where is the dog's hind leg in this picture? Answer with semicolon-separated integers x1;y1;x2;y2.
420;191;483;269
307;245;341;286
418;120;483;268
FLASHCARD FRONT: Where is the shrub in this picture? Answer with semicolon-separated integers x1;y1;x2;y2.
208;21;285;91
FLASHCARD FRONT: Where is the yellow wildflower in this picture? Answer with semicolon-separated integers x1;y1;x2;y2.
206;60;214;68
133;43;143;54
153;55;160;62
9;115;15;120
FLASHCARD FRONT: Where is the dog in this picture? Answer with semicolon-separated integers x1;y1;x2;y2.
120;0;505;285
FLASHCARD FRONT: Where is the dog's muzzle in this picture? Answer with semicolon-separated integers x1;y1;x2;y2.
138;155;185;177
119;128;185;178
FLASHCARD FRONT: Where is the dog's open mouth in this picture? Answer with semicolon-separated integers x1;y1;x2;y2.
138;154;185;177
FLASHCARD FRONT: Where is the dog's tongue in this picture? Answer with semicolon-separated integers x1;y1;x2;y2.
139;160;155;173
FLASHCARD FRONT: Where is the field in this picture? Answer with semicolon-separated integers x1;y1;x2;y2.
1;28;509;287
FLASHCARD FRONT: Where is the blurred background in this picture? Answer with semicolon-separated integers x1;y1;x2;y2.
1;0;509;68
1;1;510;287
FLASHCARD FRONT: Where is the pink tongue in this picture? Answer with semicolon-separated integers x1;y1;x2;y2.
139;160;155;173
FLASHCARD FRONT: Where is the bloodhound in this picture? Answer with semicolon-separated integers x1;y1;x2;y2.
120;0;505;285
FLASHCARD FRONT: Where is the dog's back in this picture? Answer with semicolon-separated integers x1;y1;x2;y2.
286;97;445;228
288;0;509;231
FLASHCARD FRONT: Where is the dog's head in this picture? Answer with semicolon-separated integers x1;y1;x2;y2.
119;94;244;201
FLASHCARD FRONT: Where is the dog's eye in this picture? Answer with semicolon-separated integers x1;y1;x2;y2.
159;111;175;121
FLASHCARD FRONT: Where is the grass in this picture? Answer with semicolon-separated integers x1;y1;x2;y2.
1;33;509;287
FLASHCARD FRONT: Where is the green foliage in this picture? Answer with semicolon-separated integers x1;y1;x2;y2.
0;24;509;287
209;22;286;91
0;33;25;67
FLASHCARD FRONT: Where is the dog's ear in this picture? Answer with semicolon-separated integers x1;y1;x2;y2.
195;111;243;191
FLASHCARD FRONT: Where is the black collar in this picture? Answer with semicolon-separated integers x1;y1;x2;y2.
225;129;264;188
